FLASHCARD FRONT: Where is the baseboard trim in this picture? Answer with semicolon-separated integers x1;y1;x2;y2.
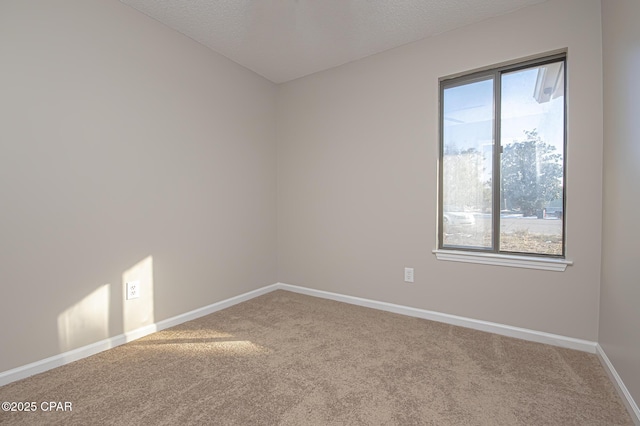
0;282;616;394
596;344;640;425
3;281;636;422
274;283;598;353
0;284;279;387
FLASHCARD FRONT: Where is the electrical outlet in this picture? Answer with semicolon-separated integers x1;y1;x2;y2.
126;280;140;300
404;267;414;283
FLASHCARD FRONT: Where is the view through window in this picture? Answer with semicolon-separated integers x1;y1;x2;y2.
439;54;566;256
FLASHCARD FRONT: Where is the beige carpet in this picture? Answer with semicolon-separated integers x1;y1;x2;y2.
0;290;632;425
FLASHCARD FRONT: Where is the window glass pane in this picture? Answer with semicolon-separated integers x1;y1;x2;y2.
442;78;494;249
499;61;564;255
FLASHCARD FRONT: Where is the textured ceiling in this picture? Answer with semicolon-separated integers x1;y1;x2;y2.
120;0;548;84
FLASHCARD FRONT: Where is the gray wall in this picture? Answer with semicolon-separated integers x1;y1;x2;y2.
0;1;277;372
278;0;604;340
600;0;640;408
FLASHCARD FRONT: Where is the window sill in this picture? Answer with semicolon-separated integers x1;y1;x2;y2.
432;249;573;272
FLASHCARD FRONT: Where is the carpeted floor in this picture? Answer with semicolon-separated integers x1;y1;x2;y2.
0;290;633;425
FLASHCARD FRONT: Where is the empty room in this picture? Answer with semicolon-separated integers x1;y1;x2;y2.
1;0;638;424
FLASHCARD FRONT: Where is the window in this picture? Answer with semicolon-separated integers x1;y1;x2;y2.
438;54;566;259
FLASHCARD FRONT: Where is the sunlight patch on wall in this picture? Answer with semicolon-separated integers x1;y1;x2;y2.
123;255;155;333
57;284;111;352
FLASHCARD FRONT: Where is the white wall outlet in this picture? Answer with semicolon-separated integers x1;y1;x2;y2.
404;267;414;283
126;280;140;300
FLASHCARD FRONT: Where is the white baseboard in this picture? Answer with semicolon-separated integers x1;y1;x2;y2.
596;344;640;425
274;283;598;353
4;279;635;424
275;284;640;422
0;284;279;387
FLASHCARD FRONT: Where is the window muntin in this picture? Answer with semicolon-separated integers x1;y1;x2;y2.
439;55;566;257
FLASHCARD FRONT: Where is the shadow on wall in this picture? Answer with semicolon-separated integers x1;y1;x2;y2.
56;256;155;353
